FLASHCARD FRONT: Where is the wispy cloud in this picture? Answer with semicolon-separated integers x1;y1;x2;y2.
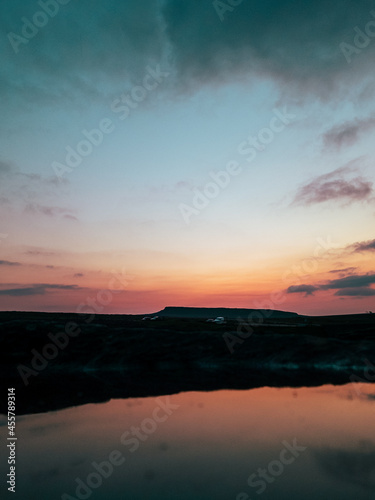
286;285;319;297
323;117;375;150
0;159;73;223
25;249;60;257
0;160;68;186
329;267;357;275
0;260;21;266
63;214;79;222
24;203;78;220
292;166;373;206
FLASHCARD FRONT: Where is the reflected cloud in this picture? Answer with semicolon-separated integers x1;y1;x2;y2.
314;442;375;489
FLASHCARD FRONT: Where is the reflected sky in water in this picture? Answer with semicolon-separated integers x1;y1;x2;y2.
1;383;375;500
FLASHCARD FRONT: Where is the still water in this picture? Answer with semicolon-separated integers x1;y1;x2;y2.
1;383;374;499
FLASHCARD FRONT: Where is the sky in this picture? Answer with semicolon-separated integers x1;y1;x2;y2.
0;0;375;315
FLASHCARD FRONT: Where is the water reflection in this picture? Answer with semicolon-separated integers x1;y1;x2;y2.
314;442;375;490
0;384;374;500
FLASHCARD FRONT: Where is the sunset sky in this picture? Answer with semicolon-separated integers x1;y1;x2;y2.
0;0;374;315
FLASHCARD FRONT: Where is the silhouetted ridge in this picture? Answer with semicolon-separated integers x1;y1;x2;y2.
156;306;300;319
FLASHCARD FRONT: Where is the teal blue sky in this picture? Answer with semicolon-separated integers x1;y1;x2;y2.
1;0;375;314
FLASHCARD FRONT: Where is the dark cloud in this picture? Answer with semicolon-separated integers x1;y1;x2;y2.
314;443;375;489
323;117;375;150
293;166;373;206
0;287;45;297
163;0;375;95
0;284;81;296
74;273;84;278
0;260;21;266
286;272;375;297
335;287;375;296
321;273;375;289
286;285;319;296
2;0;375;105
0;0;164;104
351;238;375;253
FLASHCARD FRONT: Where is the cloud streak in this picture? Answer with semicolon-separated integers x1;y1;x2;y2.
0;284;82;297
329;267;357;275
323;117;375;150
286;285;319;297
24;203;77;219
293;166;373;206
321;274;375;289
335;288;375;296
287;272;375;297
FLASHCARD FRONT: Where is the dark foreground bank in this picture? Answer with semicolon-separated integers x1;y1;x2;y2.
0;311;374;415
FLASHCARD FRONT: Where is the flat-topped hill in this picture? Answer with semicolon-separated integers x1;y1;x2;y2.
155;306;300;319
